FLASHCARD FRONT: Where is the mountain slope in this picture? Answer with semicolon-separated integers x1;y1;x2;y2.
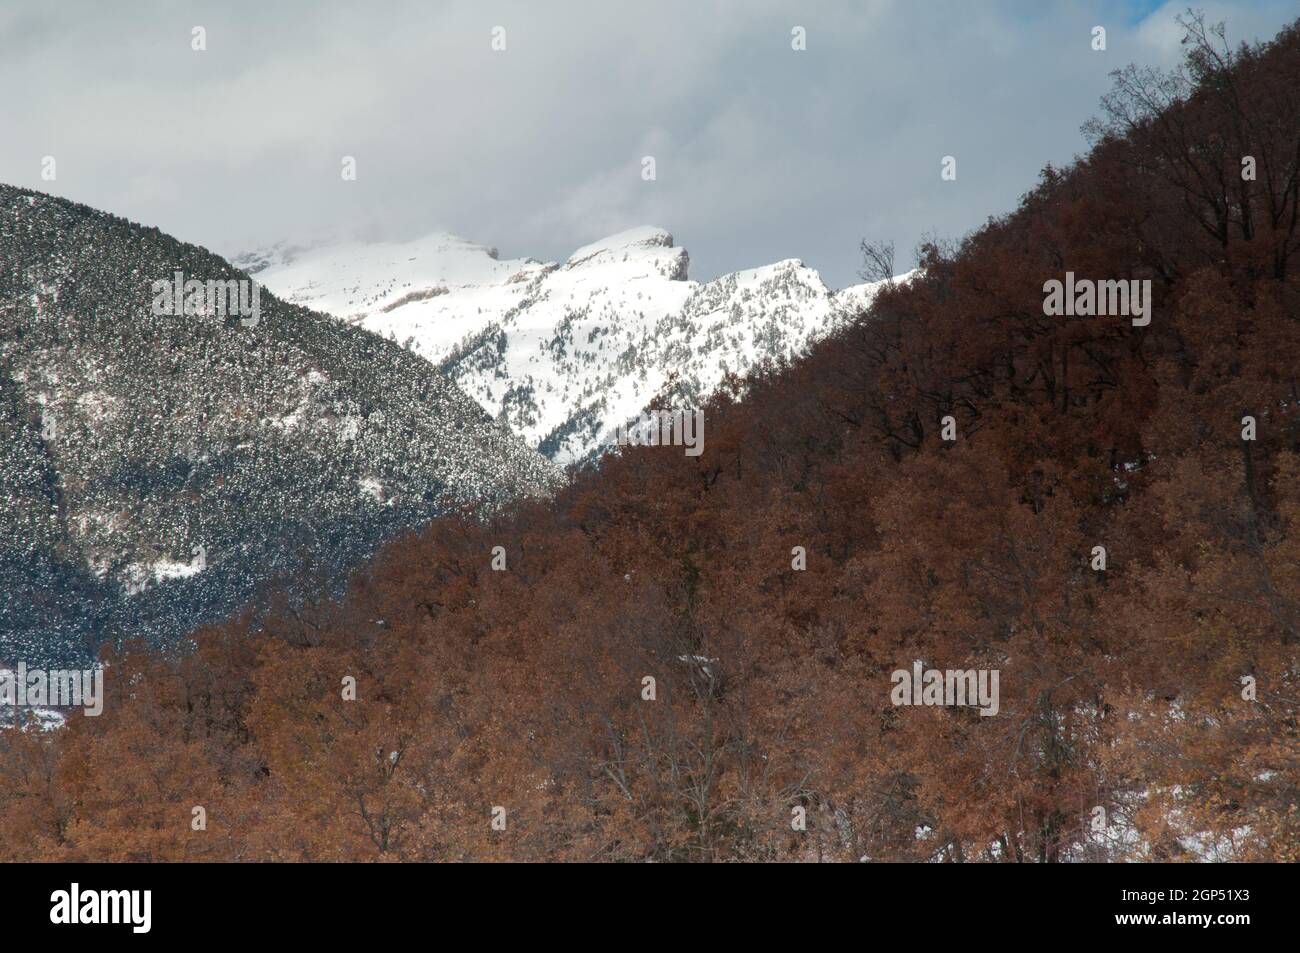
240;228;889;463
0;185;556;666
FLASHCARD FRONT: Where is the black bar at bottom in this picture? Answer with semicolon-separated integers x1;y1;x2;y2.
1;861;1287;940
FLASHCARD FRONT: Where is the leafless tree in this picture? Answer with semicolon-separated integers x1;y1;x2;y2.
858;238;896;284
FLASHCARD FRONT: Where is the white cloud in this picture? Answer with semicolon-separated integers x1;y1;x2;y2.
1;0;1294;287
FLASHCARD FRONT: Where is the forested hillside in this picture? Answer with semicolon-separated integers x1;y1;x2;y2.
0;187;555;668
1;14;1295;862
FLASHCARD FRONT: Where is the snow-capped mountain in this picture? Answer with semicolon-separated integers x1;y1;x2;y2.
0;185;555;666
239;228;889;463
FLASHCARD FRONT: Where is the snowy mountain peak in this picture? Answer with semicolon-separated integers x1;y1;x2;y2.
564;226;687;280
567;225;674;260
248;227;891;463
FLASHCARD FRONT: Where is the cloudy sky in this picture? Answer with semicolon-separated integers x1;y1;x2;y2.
2;0;1295;287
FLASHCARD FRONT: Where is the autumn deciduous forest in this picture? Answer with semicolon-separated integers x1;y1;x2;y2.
2;15;1296;863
